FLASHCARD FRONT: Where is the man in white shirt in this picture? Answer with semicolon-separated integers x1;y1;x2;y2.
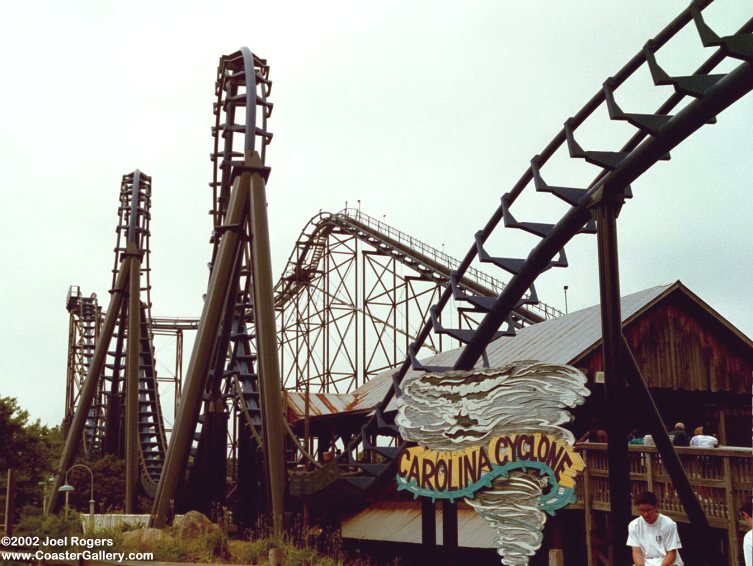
627;491;683;566
689;432;718;448
742;497;752;566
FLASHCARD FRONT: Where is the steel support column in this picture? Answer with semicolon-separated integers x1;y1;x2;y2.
204;409;228;512
442;499;458;566
247;150;286;540
593;199;630;566
151;169;250;527
125;249;141;513
421;498;436;554
620;335;713;564
49;261;129;513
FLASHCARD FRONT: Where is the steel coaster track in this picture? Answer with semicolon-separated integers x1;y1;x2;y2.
170;47;273;513
103;171;168;494
290;0;753;497
84;172;155;458
75;172;167;489
65;287;102;443
50;170;170;513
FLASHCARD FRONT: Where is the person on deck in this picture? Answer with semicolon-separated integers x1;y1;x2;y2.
668;422;689;446
689;426;718;448
627;491;683;566
742;496;753;566
578;417;608;443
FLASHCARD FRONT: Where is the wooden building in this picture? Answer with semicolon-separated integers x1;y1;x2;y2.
286;281;752;565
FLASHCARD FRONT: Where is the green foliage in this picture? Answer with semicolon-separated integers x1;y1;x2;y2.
284;542;340;566
180;528;229;562
65;454;126;512
233;536;276;563
229;535;342;565
15;509;82;541
0;396;63;523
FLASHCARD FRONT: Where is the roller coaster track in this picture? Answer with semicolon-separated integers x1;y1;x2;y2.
276;209;563;324
186;47;273;513
275;208;564;393
87;172;168;496
289;1;753;518
51;170;168;511
151;47;277;525
65;286;101;438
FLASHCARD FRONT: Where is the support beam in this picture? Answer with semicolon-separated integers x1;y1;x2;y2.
593;198;714;564
620;336;713;563
4;469;15;537
593;199;630;566
49;261;129;513
442;499;458;566
247;150;286;541
421;498;436;553
125;247;141;513
151;170;250;527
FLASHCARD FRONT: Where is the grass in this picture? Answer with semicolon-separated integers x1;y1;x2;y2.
14;506;359;564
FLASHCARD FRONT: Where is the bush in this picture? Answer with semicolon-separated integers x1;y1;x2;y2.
15;510;82;543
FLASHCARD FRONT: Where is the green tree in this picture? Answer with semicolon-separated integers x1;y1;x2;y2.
66;453;126;513
0;396;63;523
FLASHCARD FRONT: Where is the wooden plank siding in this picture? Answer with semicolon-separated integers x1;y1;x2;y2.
577;289;753;396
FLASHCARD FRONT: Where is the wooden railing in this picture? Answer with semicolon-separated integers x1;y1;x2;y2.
573;443;752;564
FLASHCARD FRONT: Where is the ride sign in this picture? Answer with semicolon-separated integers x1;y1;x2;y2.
396;432;585;513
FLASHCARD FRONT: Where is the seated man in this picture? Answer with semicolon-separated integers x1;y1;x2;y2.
627;491;683;566
742;497;752;566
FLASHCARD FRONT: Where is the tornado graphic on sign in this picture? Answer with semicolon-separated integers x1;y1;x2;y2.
396;361;589;565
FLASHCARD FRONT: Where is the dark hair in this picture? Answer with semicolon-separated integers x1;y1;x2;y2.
635;491;658;506
741;497;753;517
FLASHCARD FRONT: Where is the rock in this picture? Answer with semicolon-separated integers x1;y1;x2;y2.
173;510;220;540
120;528;175;553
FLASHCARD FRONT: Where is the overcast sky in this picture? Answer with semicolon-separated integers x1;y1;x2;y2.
1;1;750;426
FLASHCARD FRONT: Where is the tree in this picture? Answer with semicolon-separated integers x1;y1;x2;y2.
66;454;126;513
0;396;63;523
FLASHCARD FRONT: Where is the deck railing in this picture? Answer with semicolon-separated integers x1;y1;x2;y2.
573;443;752;564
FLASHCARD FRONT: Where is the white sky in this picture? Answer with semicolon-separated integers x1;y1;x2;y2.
1;1;750;426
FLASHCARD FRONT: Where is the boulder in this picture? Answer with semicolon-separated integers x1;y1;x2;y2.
173;510;219;540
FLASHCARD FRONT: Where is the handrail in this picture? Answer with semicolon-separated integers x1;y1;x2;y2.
575;442;752;525
338;208;564;320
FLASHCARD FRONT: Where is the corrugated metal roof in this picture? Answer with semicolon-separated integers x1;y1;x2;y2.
342;502;497;548
356;283;673;415
286;391;360;420
485;283;673;368
289;283;675;419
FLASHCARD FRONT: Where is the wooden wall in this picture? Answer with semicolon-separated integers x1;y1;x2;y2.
578;289;753;395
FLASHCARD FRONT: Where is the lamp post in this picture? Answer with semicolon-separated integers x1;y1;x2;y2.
39;476;55;515
57;464;95;532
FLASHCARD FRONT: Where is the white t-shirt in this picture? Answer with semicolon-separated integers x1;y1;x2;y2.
626;514;683;566
744;530;752;566
690;434;718;448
